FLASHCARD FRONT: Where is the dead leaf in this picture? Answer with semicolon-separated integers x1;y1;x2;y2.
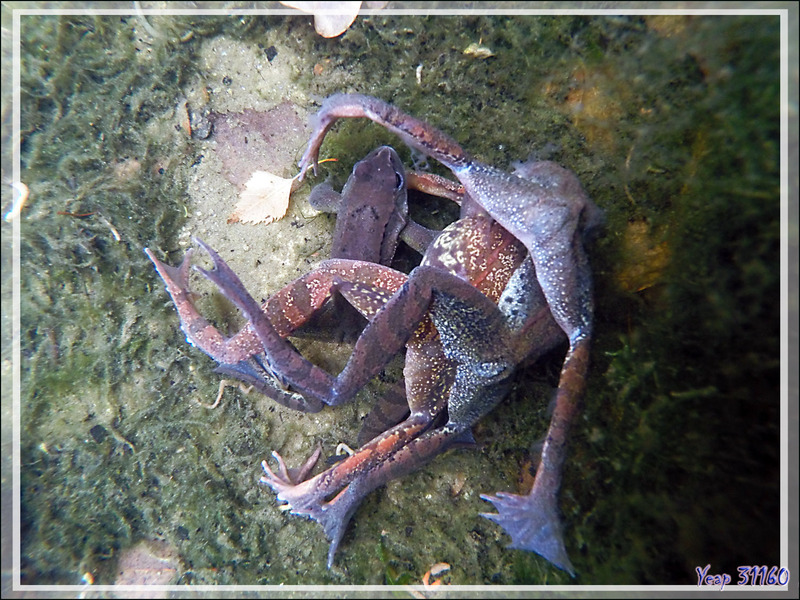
463;42;495;59
114;538;179;597
228;170;298;224
280;1;362;38
616;219;670;293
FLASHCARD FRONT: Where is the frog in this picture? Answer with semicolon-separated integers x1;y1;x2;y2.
146;94;601;575
147;164;570;571
186;124;597;574
145;143;461;415
308;145;409;266
278;94;602;574
192;204;565;570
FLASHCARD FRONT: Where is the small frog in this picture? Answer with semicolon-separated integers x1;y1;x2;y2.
296;145;409;344
307;143;459;264
309;145;409;266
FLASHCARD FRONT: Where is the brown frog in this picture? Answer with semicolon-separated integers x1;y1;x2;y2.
309;145;409;265
280;94;602;574
145;144;459;414
146;95;600;575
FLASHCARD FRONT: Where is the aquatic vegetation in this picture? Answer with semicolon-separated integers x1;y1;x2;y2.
12;11;781;586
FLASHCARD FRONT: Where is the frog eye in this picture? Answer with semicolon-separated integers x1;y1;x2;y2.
394;171;404;190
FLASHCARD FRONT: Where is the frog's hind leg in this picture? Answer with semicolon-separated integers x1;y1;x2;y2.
147;243;327;411
192;242;412;411
305;422;473;568
260;411;436;568
145;246;264;365
479;340;590;578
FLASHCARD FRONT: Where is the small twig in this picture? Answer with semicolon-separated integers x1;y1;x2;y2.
193;380;253;409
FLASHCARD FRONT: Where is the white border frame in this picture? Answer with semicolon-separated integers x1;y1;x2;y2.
4;2;795;596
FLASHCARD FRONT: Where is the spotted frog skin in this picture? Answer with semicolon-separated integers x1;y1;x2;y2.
145;95;600;575
284;94;602;574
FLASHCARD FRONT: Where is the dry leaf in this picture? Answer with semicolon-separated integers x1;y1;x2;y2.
114;539;179;591
228;170;297;225
463;42;495;59
280;2;362;38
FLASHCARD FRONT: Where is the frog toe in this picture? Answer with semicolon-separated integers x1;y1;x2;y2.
261;446;322;487
480;490;575;577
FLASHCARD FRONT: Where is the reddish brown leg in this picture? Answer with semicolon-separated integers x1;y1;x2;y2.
259;264;534;568
146;240;408;411
261;406;472;569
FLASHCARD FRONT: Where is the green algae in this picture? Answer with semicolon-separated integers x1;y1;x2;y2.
7;7;784;588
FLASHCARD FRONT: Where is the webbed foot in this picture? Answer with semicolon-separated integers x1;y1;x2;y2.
145;246;257;363
260;449;366;569
480;489;575;576
146;243;323;412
